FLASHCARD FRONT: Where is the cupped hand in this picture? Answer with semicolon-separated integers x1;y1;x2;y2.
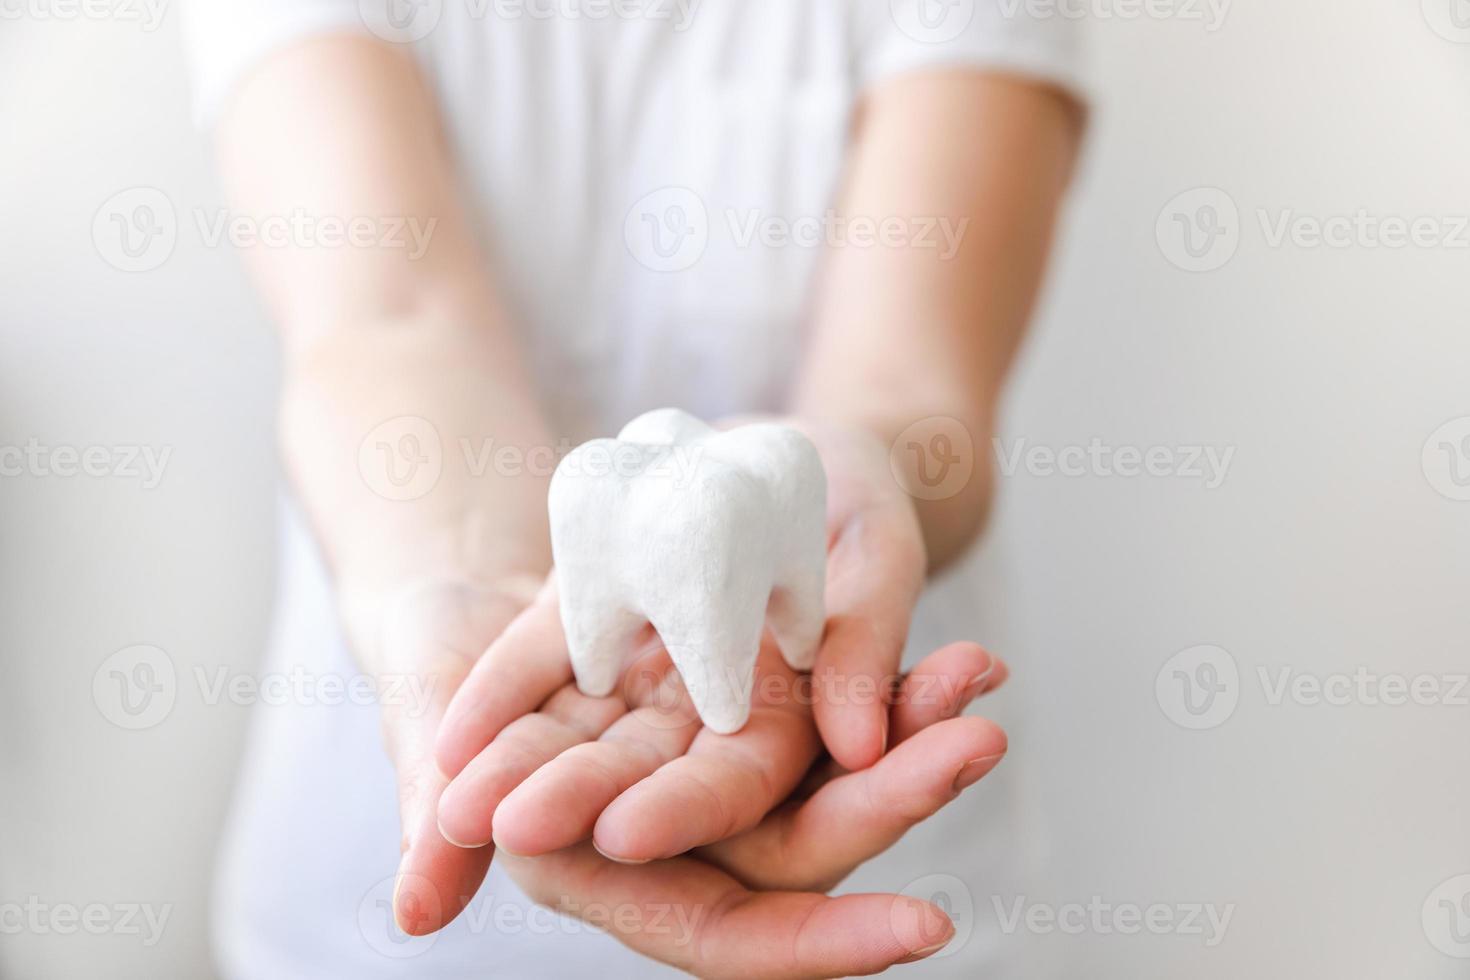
495;641;1008;979
342;577;541;937
431;576;826;866
778;418;932;772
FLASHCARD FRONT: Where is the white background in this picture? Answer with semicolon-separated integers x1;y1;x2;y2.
2;1;1468;977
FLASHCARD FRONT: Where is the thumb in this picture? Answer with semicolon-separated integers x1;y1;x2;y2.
370;581;524;936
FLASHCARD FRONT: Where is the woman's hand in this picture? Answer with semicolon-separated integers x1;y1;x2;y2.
495;641;1008;980
348;577;542;936
424;417;934;888
429;579;827;863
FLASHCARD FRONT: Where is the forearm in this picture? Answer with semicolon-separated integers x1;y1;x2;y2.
279;316;553;658
216;36;555;663
793;72;1083;569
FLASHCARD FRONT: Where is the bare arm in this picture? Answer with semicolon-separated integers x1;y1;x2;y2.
215;35;555;931
782;72;1083;769
218;36;555;636
794;71;1084;569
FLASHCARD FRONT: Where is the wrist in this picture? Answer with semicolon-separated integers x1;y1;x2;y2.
336;564;546;674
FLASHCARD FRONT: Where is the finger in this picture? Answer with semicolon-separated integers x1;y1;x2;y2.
435;686;627;849
434;579;574;780
500;844;956;979
491;694;702;856
773;640;1008;803
813;497;927;771
700;715;1006;892
379;583;528;936
889;641;1006;746
592;651;821;861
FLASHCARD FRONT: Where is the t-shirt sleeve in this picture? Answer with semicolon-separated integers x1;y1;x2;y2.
857;0;1089;104
182;0;370;128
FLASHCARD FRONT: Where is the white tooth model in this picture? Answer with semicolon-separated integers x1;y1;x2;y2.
548;408;827;733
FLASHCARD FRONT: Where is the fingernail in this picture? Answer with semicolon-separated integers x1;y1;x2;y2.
592;840;653;865
489;831;527;857
896;937;953;964
953;752;1005;792
958;660;996;708
390;866;410;933
439;816;488;850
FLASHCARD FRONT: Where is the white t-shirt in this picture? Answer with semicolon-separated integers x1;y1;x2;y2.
185;3;1084;977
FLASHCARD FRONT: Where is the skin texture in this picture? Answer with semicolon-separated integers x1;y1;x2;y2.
214;31;1081;976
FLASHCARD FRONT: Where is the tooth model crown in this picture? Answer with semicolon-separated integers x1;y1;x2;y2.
549;408;827;733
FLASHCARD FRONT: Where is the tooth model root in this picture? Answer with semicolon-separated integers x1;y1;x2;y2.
549;408;827;733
